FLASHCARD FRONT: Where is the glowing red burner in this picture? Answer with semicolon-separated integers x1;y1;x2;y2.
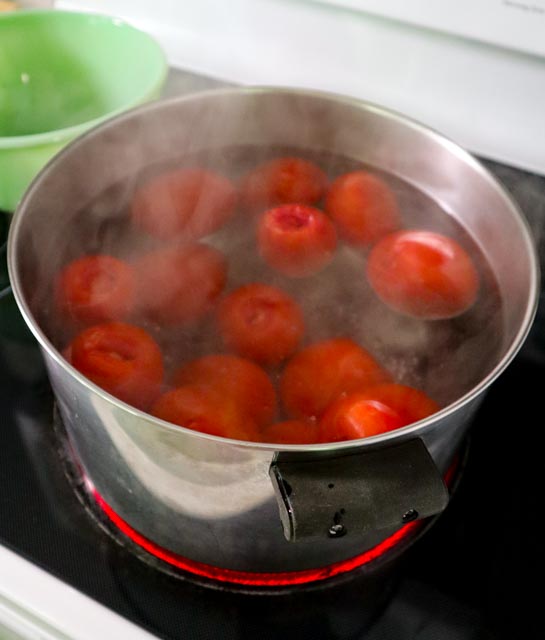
92;490;418;587
90;459;458;588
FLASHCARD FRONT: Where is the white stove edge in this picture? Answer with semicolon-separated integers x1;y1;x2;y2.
55;0;545;176
306;0;545;59
0;545;159;640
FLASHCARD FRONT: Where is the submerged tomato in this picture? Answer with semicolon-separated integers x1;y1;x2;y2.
319;394;405;442
366;230;480;319
134;243;227;326
172;354;277;428
131;168;238;240
325;171;400;247
279;338;391;420
355;383;440;426
55;255;136;325
69;322;164;410
257;204;337;278
217;283;305;366
151;384;260;442
240;157;328;212
262;419;319;445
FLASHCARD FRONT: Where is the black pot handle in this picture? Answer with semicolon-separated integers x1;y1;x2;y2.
269;439;450;542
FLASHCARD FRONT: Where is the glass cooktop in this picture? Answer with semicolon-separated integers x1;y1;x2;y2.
1;68;544;640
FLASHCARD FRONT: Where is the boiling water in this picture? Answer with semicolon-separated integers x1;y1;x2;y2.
43;145;504;412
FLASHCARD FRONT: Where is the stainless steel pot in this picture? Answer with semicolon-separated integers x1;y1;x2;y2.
7;88;539;575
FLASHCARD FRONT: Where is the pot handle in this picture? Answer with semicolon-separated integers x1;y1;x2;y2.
269;439;449;542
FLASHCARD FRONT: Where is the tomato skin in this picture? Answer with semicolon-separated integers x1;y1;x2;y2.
134;243;227;326
172;354;277;428
131;168;238;241
355;383;440;425
325;171;400;246
217;283;305;366
319;395;405;442
241;157;328;212
69;322;164;410
366;230;480;319
262;419;319;445
257;204;337;278
151;384;260;442
55;255;136;326
279;338;392;420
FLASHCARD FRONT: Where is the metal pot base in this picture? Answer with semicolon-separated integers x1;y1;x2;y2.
52;403;466;595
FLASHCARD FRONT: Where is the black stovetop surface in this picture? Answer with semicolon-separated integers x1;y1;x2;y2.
1;154;545;640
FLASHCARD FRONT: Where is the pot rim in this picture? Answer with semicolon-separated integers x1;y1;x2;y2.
7;86;540;452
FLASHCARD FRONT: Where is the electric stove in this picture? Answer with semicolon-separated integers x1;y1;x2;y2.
1;67;545;640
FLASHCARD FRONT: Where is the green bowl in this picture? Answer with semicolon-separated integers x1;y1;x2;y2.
0;9;167;212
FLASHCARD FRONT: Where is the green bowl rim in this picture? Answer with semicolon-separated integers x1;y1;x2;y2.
0;8;168;149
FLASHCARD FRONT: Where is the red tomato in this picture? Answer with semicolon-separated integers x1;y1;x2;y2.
134;243;227;326
172;354;277;428
151;384;260;442
319;394;405;442
55;255;136;325
356;383;440;425
366;230;480;319
262;419;319;445
279;338;392;420
216;283;305;366
325;171;400;246
69;322;164;410
131;168;238;241
240;157;328;212
257;204;337;278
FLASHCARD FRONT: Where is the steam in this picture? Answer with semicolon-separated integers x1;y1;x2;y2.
20;92;504;411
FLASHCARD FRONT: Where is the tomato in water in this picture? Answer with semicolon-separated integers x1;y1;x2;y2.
261;419;319;445
134;243;227;326
55;255;136;326
172;354;277;429
69;322;164;411
319;394;405;442
216;283;305;366
279;338;392;420
151;384;260;442
325;171;400;247
355;383;440;425
366;230;480;319
240;157;328;212
131;168;238;241
257;204;337;278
